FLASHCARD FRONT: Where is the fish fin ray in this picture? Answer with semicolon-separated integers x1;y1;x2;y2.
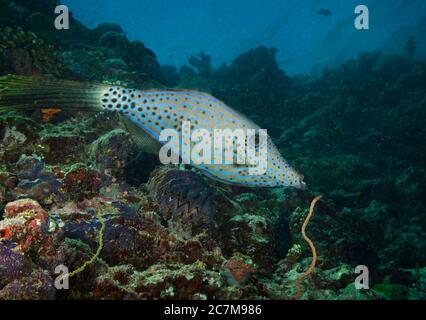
120;115;162;155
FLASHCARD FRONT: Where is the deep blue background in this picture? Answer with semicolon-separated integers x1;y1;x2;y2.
62;0;426;74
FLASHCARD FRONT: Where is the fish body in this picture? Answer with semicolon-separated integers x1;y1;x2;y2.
0;76;305;188
99;86;304;187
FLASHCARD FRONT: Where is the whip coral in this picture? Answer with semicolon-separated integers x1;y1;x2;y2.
294;195;322;299
63;208;106;280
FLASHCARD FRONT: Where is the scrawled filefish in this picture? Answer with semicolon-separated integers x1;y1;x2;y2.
0;75;305;188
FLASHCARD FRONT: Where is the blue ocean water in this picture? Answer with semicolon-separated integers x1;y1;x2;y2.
63;0;426;74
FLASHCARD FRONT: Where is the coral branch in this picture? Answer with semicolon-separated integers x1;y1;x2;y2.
60;209;105;282
69;209;105;278
294;195;322;300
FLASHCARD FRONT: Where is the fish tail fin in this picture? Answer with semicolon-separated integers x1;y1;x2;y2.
0;75;108;114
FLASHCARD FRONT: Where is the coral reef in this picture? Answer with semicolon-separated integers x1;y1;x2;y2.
0;0;425;301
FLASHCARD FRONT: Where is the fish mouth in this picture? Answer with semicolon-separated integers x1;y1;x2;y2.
294;173;307;189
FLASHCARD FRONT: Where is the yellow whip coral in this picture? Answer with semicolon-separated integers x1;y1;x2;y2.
294;195;322;300
61;208;106;280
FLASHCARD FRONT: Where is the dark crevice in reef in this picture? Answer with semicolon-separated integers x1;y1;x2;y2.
125;151;160;187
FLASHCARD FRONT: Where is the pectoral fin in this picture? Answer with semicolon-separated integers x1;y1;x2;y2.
120;115;162;155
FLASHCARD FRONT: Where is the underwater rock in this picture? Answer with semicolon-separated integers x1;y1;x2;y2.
0;242;32;288
61;50;103;80
95;262;224;299
4;198;46;219
222;255;255;286
0;1;28;28
100;209;170;269
406;267;426;299
285;244;303;264
91;265;135;299
288;207;306;236
395;166;426;203
2;198;48;252
373;283;409;300
40;133;86;164
381;223;426;269
53;198;165;269
124;40;163;79
0;185;5;203
0;126;27;163
0;172;13;203
337;283;382;300
0;112;41;138
90;23;124;42
0;172;18;190
13;174;61;202
148;167;217;239
49;237;108;299
317;265;355;290
27;12;51;32
90;129;137;179
14;0;59;16
16;154;44;181
0;269;55;300
0;27;62;75
13;155;61;202
222;213;276;274
52;193;224;275
98;31;129;54
363;200;388;224
188;52;212;78
233;192;258;207
103;58;128;76
161;65;181;87
63;164;102;201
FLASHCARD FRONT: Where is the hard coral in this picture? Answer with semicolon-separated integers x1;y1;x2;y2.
222;256;255;286
0;27;62;75
1;198;48;253
12;155;61;202
63;164;102;201
148;167;217;239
